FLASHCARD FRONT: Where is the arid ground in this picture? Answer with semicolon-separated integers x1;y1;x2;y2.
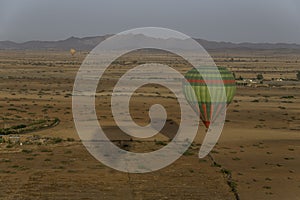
0;49;299;200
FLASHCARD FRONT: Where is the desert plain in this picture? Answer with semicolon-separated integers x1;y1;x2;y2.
0;48;299;200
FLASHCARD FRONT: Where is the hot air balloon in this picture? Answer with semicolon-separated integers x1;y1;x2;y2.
183;66;236;128
70;48;76;56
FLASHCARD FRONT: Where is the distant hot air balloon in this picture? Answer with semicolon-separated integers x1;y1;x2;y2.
183;66;236;128
70;48;76;56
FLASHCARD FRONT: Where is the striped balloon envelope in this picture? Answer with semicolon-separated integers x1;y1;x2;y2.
183;66;236;128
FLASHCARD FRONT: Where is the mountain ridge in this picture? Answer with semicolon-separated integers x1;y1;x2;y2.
1;35;300;51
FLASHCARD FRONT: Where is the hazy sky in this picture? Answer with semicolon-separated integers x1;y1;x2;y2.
1;0;300;43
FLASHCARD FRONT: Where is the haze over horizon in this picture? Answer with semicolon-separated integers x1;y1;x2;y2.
2;34;300;45
0;0;300;44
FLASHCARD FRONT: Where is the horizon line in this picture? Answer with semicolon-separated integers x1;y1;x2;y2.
1;34;300;46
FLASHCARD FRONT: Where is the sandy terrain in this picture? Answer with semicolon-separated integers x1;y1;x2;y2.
0;50;299;199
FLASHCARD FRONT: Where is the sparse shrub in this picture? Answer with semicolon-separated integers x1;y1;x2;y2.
257;73;264;80
40;148;52;152
211;150;219;154
52;137;63;143
183;149;194;156
263;186;271;190
232;72;236;79
22;149;33;154
155;140;166;146
221;168;232;176
11;124;26;129
64;150;72;154
228;181;238;193
281;96;294;99
297;71;300;81
66;138;75;142
251;99;259;103
211;161;221;167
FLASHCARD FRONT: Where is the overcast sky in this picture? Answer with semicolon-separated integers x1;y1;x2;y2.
0;0;300;43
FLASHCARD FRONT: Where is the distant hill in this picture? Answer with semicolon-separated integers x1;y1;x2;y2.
0;35;112;51
1;35;300;51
